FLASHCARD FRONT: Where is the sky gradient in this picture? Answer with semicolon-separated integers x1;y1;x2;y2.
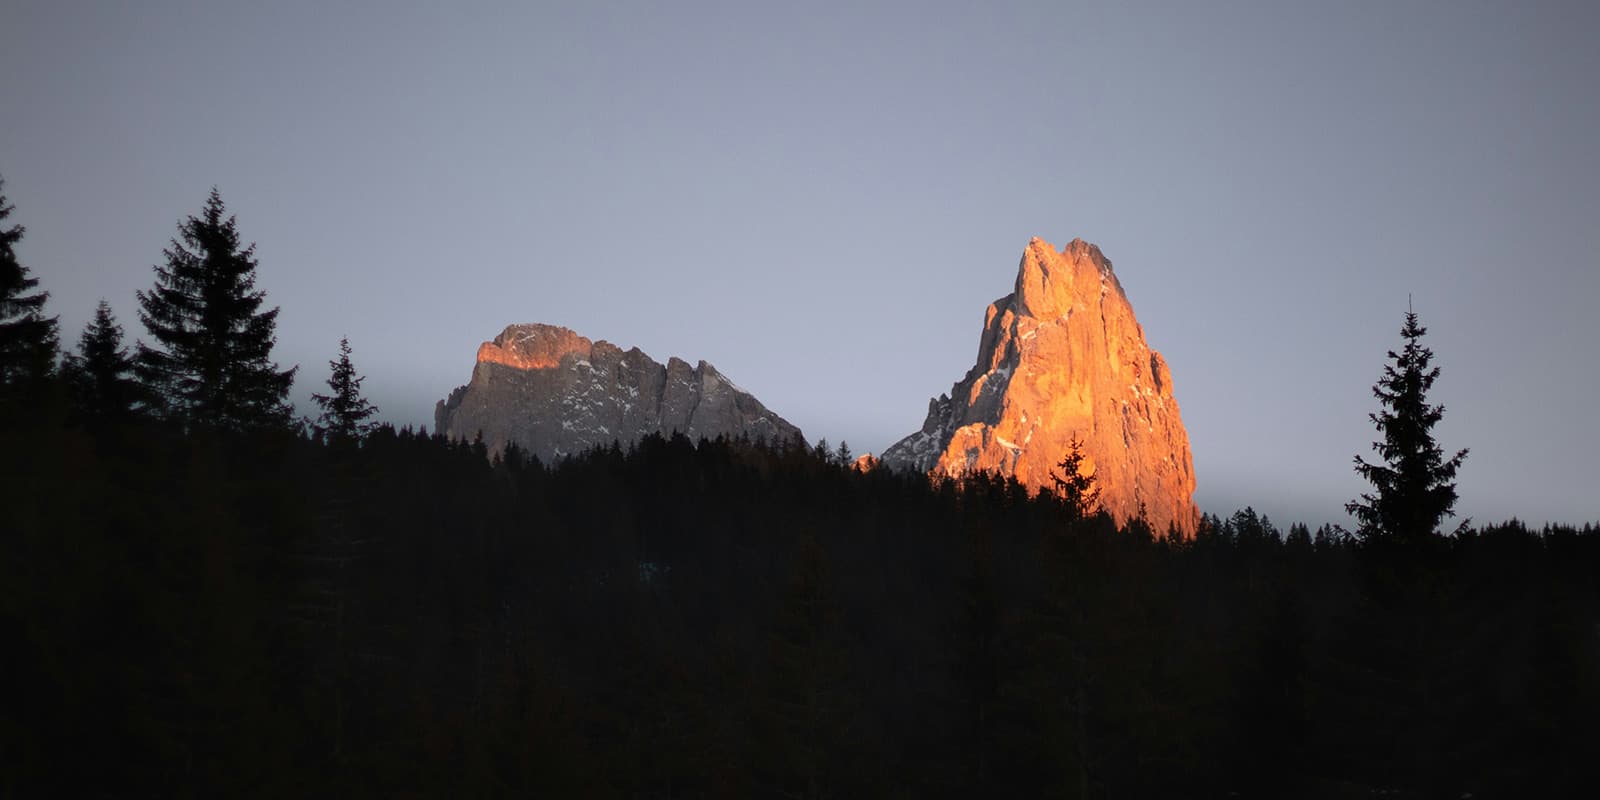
4;1;1596;528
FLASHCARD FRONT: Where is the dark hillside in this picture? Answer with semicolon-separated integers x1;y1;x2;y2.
5;420;1596;797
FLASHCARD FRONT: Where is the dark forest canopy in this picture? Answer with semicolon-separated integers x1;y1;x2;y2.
4;419;1598;798
4;176;1599;796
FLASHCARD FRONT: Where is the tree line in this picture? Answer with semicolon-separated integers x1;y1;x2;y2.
4;177;1598;797
0;180;372;439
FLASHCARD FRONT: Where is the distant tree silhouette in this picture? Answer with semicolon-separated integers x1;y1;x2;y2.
1286;522;1313;551
1048;437;1100;522
1228;506;1280;544
135;188;295;430
1347;305;1468;543
0;176;60;403
311;337;379;442
811;437;831;464
62;300;144;424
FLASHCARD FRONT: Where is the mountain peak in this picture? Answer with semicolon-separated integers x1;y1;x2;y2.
883;236;1197;535
476;323;592;371
438;323;801;460
1013;235;1123;321
1061;236;1110;267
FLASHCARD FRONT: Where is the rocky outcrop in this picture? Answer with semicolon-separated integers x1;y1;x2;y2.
881;237;1198;536
435;324;801;461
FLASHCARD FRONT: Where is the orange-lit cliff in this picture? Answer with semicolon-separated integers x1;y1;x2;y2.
881;237;1199;536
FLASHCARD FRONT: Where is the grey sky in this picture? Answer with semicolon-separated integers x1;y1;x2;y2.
3;1;1596;527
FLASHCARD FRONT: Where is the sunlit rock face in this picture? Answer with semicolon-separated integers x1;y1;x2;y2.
436;324;801;461
881;237;1199;536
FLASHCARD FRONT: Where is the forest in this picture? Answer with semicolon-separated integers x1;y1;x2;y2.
4;181;1599;798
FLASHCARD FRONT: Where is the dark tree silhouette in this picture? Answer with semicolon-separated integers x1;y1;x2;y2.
311;336;379;442
1347;305;1468;543
63;300;144;424
0;176;59;402
1048;437;1101;522
135;188;295;430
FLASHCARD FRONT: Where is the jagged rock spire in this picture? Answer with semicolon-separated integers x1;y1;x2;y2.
882;237;1198;536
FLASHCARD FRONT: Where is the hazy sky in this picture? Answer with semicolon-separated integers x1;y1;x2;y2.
3;1;1596;527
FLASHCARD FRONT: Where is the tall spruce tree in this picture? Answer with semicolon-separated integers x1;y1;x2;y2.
63;300;144;424
0;176;60;403
1048;437;1101;523
1346;306;1468;543
311;337;378;442
135;188;295;430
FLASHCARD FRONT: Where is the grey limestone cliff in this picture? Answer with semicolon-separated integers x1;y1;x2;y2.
435;324;801;461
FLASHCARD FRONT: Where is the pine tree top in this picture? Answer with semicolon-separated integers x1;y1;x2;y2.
312;336;379;442
134;188;294;431
1;178;50;319
1348;307;1469;543
0;176;61;394
64;300;146;423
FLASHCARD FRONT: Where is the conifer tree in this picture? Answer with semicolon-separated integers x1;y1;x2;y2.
0;176;60;401
1286;522;1313;550
311;336;378;442
135;188;295;430
1048;438;1100;523
63;300;144;423
1347;306;1468;543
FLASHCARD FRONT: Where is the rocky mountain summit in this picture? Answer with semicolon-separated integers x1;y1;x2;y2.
881;237;1198;536
435;324;801;461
